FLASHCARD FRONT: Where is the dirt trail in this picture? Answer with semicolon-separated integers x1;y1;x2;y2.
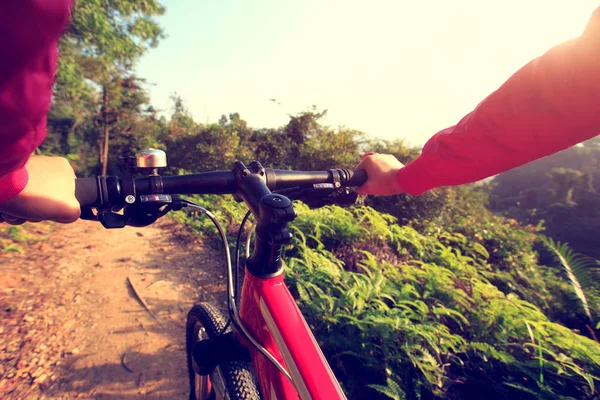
0;218;227;399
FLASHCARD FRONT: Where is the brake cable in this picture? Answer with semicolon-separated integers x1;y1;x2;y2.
180;199;294;385
218;209;253;336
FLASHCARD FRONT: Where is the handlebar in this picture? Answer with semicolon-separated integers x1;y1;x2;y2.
75;167;367;208
75;163;367;275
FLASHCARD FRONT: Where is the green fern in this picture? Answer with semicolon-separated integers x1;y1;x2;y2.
368;378;406;400
175;195;600;399
539;235;599;321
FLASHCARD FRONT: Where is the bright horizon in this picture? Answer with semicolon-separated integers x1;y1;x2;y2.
136;1;597;147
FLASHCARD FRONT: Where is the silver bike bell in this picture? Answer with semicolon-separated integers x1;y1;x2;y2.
136;149;167;175
136;149;167;168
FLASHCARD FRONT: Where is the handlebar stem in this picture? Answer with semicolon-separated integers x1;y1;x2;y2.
235;161;297;277
233;161;270;217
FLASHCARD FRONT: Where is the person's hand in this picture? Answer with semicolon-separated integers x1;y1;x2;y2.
0;156;80;224
355;153;406;196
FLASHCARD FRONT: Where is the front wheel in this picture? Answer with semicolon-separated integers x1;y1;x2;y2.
186;303;261;400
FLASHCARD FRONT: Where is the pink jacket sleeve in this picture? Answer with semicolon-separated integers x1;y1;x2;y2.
397;7;600;195
0;0;72;203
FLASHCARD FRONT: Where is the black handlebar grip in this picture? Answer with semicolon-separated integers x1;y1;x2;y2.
75;177;100;207
348;169;368;187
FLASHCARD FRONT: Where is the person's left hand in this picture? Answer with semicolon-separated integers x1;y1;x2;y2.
0;156;80;224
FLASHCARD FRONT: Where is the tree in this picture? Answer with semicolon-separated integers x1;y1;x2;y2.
546;168;585;205
285;108;328;146
166;93;197;139
53;0;166;175
296;127;364;170
101;75;165;174
249;128;296;168
490;143;600;258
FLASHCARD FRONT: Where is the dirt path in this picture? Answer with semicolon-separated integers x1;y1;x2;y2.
0;218;227;399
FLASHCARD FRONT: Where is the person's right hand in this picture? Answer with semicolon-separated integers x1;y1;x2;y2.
355;153;406;196
0;156;80;224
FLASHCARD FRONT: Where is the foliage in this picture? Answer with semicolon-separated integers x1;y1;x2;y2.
0;225;52;254
45;0;166;175
172;194;247;239
284;205;600;400
175;194;600;399
166;122;253;173
490;138;600;259
369;377;407;400
164;107;366;174
365;184;491;231
539;235;600;323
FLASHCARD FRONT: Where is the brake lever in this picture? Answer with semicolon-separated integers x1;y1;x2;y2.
81;195;185;229
80;207;98;221
306;188;358;209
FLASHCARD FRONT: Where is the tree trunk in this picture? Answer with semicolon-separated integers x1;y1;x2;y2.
101;86;110;176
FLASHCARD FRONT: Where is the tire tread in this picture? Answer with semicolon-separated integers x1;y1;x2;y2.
186;303;261;400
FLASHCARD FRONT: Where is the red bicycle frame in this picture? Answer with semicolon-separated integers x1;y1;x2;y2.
239;270;347;400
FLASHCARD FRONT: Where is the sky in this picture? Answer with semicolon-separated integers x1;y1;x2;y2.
136;1;598;147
